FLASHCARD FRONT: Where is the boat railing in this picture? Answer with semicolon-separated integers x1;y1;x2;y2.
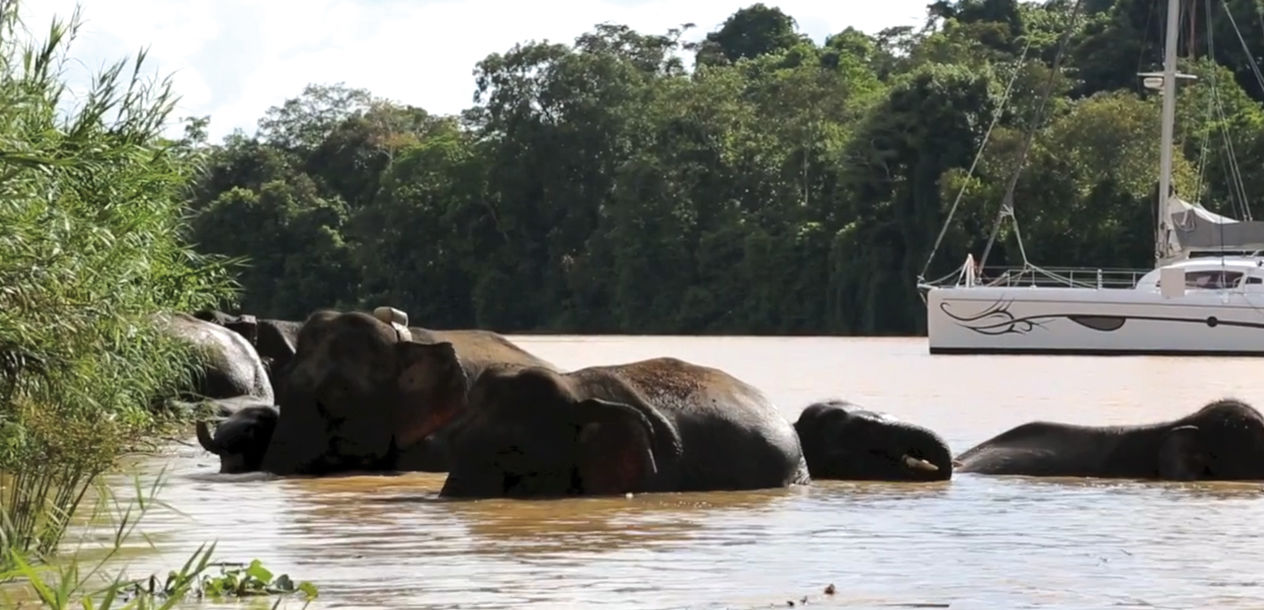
918;260;1153;291
979;266;1151;288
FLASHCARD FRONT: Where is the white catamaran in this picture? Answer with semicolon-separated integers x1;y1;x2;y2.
919;0;1264;356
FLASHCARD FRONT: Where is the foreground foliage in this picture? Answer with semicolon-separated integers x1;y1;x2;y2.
187;0;1264;335
0;470;317;609
0;0;233;561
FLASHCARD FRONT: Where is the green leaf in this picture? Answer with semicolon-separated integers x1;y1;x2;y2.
245;559;273;584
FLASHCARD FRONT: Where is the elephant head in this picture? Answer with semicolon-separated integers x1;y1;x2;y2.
440;367;663;498
1154;398;1264;480
260;308;468;475
193;309;300;385
793;400;952;482
193;309;258;343
196;404;279;474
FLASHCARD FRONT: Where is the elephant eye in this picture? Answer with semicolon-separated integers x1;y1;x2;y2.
329;378;356;400
494;445;525;465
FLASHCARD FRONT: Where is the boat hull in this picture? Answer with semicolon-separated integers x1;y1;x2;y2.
926;285;1264;356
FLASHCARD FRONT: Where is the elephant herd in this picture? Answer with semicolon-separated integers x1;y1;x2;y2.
161;306;1264;498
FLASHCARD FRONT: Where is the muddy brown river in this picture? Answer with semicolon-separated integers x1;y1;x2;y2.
62;337;1264;608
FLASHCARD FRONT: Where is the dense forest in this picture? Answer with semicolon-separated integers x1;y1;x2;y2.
183;0;1264;335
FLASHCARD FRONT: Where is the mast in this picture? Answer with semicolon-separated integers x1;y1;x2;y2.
1156;0;1181;265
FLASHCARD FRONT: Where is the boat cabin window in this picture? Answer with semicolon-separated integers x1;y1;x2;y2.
1155;270;1247;289
1249;277;1264;285
1183;270;1243;289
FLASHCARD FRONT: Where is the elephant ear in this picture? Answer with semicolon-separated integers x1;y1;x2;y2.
256;322;297;370
260;400;329;476
394;341;468;447
227;314;259;346
573;397;659;495
292;311;337;358
1157;424;1208;480
191;309;220;323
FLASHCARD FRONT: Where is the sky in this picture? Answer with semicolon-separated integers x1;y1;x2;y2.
22;0;930;142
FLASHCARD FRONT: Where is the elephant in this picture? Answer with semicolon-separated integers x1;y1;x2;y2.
953;398;1264;480
192;309;302;391
259;307;558;476
155;312;279;472
436;357;812;498
792;400;952;482
155;312;274;404
196;401;280;473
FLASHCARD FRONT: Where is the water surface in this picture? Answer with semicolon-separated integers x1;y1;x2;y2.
69;337;1264;609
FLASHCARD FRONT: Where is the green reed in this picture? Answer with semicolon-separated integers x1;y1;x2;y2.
0;467;318;609
0;0;237;565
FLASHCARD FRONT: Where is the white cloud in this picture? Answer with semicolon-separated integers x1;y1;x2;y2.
20;0;928;142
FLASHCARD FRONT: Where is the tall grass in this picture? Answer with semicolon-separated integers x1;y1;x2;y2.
1;468;215;609
0;467;318;608
0;0;236;564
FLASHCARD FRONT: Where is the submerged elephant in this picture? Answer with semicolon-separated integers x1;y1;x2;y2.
155;312;273;404
954;398;1264;480
260;307;557;476
197;401;280;473
793;400;952;482
193;309;302;391
437;357;812;498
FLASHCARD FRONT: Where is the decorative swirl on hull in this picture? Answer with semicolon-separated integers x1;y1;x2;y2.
938;299;1264;335
938;300;1050;335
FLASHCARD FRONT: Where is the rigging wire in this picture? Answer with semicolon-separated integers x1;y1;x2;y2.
1222;0;1264;99
976;0;1086;272
1193;0;1214;201
920;0;1262;293
1136;0;1158;91
1204;0;1248;221
1213;80;1251;220
1182;0;1253;236
1193;99;1211;201
915;34;1033;285
1217;0;1262;219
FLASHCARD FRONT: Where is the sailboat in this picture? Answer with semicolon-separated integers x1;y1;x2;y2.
918;0;1264;356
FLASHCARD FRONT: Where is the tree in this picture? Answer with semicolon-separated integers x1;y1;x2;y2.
256;83;375;153
191;176;355;318
695;4;806;67
835;63;997;333
348;123;486;327
305;101;440;209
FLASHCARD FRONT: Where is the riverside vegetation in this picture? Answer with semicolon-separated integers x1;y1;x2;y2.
3;0;1263;606
0;1;313;607
186;0;1264;335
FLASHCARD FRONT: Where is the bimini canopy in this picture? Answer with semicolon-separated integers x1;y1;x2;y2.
1168;196;1264;252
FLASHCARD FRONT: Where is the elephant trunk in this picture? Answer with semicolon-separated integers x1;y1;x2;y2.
196;421;221;455
439;470;503;498
893;425;953;481
260;387;334;476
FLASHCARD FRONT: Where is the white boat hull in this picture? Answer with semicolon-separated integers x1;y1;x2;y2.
926;285;1264;355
